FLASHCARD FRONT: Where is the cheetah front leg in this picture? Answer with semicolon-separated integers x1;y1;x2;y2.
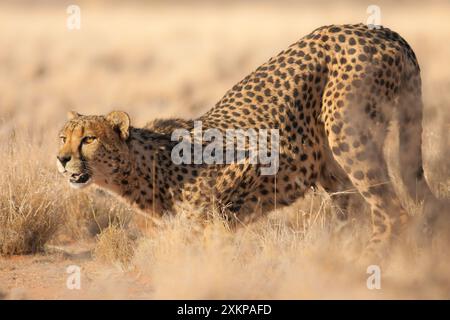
319;143;364;223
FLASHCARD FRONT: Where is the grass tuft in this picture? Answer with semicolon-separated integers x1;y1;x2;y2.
0;139;63;255
93;225;135;268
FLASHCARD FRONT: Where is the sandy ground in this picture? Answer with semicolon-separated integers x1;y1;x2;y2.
0;241;154;299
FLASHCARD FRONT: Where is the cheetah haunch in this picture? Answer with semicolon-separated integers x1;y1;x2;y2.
57;24;438;259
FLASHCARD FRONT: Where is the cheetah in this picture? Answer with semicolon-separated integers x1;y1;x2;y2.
57;24;439;260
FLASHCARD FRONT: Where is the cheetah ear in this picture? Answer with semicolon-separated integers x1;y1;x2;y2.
67;110;81;120
106;111;130;140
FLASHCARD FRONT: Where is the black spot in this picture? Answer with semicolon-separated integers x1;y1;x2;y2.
331;124;341;134
352;79;362;88
329;27;342;33
416;166;424;180
332;146;341;156
339;142;349;152
353;171;365;180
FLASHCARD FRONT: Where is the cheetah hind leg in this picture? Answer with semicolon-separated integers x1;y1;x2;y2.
326;116;410;264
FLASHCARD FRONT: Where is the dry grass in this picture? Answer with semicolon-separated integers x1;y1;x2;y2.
131;203;450;299
0;0;449;299
60;190;136;241
0;135;64;255
94;225;135;268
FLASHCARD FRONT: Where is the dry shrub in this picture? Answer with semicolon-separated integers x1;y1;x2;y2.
0;136;63;255
58;189;136;241
93;225;135;268
90;193;138;267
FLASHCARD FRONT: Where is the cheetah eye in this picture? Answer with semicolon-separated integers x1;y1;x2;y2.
83;136;97;144
60;136;66;144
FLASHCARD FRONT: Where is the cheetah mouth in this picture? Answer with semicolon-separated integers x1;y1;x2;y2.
69;173;92;189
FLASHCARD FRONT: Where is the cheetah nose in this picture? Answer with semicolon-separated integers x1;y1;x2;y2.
57;155;71;167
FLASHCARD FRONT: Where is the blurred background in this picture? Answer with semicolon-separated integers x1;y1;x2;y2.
0;0;448;182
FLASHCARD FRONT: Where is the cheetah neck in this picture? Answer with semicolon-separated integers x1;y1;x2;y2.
96;127;182;216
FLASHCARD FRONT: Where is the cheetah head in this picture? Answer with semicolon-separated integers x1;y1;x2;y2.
57;111;130;189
